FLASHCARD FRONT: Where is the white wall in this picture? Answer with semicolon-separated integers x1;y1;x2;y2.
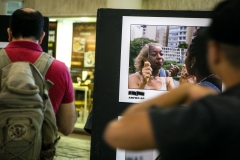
56;20;73;69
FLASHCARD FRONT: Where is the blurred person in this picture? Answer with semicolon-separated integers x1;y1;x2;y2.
179;64;196;84
128;43;179;90
4;8;76;136
104;0;240;159
182;28;222;92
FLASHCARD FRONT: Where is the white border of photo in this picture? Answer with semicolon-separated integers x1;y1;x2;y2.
119;16;211;103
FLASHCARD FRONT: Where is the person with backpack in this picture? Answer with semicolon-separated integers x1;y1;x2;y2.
5;7;76;136
104;0;240;159
0;8;76;159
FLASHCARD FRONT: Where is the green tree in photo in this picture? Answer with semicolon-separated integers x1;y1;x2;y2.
129;38;157;74
178;42;188;49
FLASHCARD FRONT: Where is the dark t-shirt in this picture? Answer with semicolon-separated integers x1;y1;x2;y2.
149;83;240;159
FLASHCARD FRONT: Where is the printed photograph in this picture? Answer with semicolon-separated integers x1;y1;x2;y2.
73;37;85;53
128;25;199;91
118;16;210;103
84;51;95;67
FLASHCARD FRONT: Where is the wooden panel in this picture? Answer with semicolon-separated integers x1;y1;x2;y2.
22;0;107;16
22;0;35;8
23;0;222;16
58;0;70;14
142;0;222;10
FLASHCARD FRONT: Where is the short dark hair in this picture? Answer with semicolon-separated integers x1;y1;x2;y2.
208;0;240;68
9;8;44;40
209;0;240;45
188;28;211;76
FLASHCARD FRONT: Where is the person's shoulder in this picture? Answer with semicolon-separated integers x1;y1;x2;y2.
199;81;221;92
47;58;70;76
128;72;141;82
129;72;140;78
190;94;240;129
51;59;68;69
191;93;240;112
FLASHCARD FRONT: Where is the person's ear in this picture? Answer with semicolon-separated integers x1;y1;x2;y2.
7;28;12;42
38;31;45;44
207;40;222;74
191;57;196;68
208;40;221;65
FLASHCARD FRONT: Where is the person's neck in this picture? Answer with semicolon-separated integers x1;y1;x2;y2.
151;69;160;77
216;64;240;89
12;37;38;43
221;70;240;89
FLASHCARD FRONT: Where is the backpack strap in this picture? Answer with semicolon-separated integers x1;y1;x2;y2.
33;52;55;77
0;49;12;69
0;49;54;77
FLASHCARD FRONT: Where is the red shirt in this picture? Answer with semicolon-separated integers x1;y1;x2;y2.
4;41;74;114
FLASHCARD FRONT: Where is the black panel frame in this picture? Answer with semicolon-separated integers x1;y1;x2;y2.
91;8;211;160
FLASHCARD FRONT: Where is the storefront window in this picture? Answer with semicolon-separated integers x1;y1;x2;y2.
49;17;96;131
7;2;22;15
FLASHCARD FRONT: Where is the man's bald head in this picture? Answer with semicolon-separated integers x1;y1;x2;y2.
21;8;37;13
9;8;44;40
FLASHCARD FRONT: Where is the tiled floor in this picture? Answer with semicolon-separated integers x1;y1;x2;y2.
54;130;91;160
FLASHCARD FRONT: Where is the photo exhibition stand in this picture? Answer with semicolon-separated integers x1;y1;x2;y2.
91;8;212;160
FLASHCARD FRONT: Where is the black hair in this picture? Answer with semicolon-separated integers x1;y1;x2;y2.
208;0;240;68
209;0;240;45
188;28;211;76
9;8;44;40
